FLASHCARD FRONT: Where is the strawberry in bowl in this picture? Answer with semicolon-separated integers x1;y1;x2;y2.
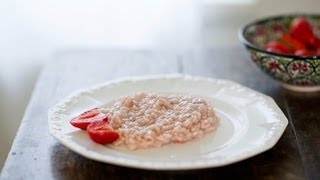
239;14;320;92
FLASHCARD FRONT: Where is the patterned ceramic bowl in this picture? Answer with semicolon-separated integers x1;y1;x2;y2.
239;14;320;92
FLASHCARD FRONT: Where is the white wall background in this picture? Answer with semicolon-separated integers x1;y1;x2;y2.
1;0;319;171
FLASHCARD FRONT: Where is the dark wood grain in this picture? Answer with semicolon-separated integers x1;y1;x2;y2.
283;92;320;180
1;48;319;180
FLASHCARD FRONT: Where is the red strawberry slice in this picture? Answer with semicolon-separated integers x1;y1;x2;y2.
280;33;305;51
316;48;320;56
294;49;313;56
290;17;316;46
314;38;320;49
87;121;119;144
265;41;291;54
70;108;108;130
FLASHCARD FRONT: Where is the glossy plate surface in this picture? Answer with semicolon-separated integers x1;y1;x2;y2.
48;75;288;170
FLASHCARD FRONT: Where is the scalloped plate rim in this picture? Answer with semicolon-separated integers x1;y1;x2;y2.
48;74;288;170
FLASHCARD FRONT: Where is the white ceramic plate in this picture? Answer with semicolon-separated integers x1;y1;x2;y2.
48;75;288;170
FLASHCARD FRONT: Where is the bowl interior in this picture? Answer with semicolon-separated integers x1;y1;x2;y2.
242;14;320;50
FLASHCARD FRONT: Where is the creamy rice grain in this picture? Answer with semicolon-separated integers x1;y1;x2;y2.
101;92;219;150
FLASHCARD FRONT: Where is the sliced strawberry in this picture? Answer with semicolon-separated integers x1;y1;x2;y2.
316;48;320;56
87;121;119;144
314;38;320;49
280;33;305;51
265;41;291;54
70;108;108;130
78;108;100;119
294;49;313;56
290;17;316;46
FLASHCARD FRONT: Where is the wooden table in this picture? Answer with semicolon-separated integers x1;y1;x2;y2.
1;48;319;180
